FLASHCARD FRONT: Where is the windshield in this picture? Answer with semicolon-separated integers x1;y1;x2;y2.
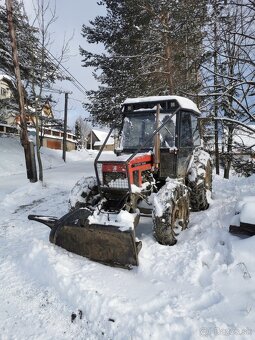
122;113;155;150
120;113;176;150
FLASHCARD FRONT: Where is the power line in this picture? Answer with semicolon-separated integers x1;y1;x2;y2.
41;87;63;94
37;41;88;97
69;97;84;103
11;10;89;99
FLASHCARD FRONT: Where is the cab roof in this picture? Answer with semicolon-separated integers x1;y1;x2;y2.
123;95;200;114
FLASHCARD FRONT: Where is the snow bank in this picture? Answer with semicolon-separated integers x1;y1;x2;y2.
0;136;97;177
232;195;255;226
0;135;25;176
240;201;255;225
236;195;255;213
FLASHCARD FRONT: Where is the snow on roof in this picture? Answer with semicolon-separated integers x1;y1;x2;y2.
92;129;114;145
0;74;12;82
92;129;108;140
123;95;200;113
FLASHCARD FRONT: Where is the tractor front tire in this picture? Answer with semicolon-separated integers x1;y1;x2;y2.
152;182;190;245
68;176;100;211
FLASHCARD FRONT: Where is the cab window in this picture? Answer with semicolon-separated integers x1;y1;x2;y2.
179;112;193;147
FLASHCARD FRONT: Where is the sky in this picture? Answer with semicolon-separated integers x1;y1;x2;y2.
22;0;106;128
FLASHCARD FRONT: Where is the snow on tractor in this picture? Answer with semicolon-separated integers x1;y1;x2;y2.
29;95;212;269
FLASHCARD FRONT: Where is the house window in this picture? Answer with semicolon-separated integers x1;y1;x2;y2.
6;126;17;134
44;129;51;135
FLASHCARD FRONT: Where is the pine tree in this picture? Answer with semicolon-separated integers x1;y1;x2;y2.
0;1;40;87
75;116;91;149
75;118;82;149
0;0;35;117
80;0;208;124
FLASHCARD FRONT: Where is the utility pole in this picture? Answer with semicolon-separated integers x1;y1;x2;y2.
62;91;72;162
5;0;37;182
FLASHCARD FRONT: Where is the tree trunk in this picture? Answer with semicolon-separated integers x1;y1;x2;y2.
35;108;43;182
162;13;174;94
6;0;37;182
224;125;234;179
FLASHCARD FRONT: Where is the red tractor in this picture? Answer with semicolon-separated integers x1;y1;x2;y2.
29;96;212;269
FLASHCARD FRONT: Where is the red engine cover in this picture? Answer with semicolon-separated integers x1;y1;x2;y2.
101;153;153;188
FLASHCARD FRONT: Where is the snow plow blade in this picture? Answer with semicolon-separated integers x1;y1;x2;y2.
28;208;141;269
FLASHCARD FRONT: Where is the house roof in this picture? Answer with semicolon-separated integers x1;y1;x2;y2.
92;129;114;146
0;74;15;92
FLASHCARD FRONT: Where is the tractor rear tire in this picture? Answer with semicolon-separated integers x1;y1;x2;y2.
152;182;190;245
187;149;212;212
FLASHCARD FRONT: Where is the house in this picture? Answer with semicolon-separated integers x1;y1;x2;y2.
0;75;76;151
0;74;14;101
29;126;77;151
87;128;114;151
0;75;18;134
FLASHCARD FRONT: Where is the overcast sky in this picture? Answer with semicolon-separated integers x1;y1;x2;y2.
22;0;106;127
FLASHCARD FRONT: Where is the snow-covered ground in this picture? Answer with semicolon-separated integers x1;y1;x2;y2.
0;135;255;339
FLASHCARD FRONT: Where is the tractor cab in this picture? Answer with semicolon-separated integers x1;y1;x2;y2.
119;96;200;154
94;96;201;211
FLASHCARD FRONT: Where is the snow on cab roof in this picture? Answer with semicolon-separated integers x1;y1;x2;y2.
123;95;200;113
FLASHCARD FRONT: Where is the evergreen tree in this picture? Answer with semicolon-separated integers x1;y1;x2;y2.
0;0;35;117
75;116;91;149
0;1;35;82
80;0;208;124
75;118;82;149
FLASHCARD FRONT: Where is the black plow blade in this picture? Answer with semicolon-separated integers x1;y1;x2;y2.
28;208;141;269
